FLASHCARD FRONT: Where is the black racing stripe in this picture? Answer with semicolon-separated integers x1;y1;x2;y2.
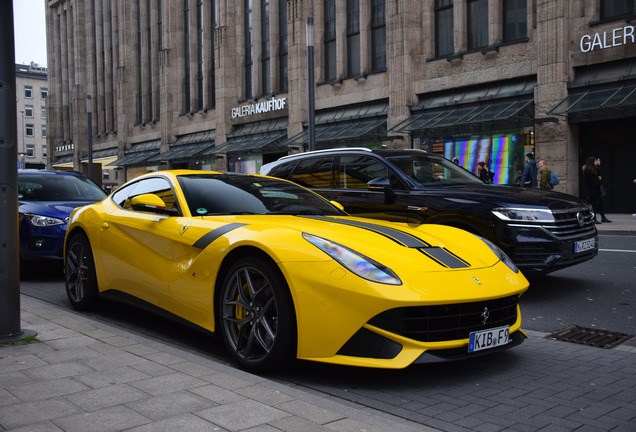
192;223;248;249
301;216;430;248
421;247;470;268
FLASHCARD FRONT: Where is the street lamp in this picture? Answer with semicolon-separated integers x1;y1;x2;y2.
86;95;93;180
306;17;315;152
18;108;25;169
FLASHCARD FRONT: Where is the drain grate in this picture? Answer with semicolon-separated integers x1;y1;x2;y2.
547;325;634;349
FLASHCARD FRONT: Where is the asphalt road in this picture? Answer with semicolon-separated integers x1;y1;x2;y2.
17;232;636;431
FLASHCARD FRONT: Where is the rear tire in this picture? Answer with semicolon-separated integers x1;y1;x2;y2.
65;233;99;310
218;256;296;373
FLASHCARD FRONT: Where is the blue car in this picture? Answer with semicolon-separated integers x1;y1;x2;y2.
18;170;108;263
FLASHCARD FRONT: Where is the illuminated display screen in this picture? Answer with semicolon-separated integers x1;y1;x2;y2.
443;133;529;185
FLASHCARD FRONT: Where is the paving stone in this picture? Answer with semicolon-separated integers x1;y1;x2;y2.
7;377;89;401
23;361;95;380
74;365;150;388
4;420;65;432
0;398;81;429
275;399;344;425
65;383;147;411
129;372;208;396
126;390;214;420
125;413;225;432
53;405;150;432
196;399;289;430
235;384;295;406
188;383;246;404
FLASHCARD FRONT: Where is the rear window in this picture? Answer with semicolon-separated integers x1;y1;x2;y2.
18;173;107;201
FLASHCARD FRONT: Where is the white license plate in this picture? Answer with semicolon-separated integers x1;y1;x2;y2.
574;238;595;253
468;326;510;353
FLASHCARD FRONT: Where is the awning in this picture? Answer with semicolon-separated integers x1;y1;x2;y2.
389;78;536;136
280;101;389;148
80;147;119;165
147;141;215;162
547;59;636;123
389;97;534;135
204;132;287;156
283;118;387;146
547;84;636;123
51;155;74;167
107;139;162;167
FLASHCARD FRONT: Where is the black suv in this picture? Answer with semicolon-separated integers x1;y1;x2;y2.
261;148;598;276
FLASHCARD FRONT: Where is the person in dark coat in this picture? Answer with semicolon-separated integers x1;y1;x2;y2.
581;156;608;224
521;152;537;188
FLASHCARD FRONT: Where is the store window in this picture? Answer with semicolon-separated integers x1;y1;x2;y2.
600;0;634;20
324;0;337;81
440;128;533;186
371;0;386;71
261;0;271;95
467;0;488;50
245;0;253;98
503;0;527;43
347;0;360;77
435;0;454;57
278;0;288;91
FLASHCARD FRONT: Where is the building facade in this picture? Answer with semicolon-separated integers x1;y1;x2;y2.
15;63;48;170
45;0;636;211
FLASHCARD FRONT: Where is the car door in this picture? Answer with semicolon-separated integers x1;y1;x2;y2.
325;155;413;223
98;176;181;309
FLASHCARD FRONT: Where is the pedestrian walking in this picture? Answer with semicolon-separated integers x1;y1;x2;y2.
521;152;537;188
594;157;611;222
538;159;553;190
581;156;610;224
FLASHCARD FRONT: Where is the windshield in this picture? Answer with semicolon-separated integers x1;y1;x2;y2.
384;154;483;186
177;174;346;216
18;173;107;201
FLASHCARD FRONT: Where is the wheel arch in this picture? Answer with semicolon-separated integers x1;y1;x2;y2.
213;245;298;331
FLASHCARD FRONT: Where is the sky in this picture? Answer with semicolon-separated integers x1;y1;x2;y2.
13;0;48;66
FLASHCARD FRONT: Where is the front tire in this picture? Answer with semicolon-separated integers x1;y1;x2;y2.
218;256;296;373
65;233;99;310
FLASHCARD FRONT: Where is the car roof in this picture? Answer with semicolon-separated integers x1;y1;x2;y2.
18;169;90;178
260;148;434;175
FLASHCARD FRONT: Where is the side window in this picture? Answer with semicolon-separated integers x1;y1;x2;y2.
112;177;179;213
289;157;334;188
338;155;401;189
268;161;298;180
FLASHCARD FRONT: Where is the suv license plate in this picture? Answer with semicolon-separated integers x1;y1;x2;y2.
468;326;510;353
574;238;595;253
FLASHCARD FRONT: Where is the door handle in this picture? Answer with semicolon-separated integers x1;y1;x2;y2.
102;222;110;230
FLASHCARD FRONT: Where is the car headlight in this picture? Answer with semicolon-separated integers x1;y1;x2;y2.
303;233;401;285
25;214;66;227
476;235;518;274
491;207;555;223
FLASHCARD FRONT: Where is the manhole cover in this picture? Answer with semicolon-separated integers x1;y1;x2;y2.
547;325;634;349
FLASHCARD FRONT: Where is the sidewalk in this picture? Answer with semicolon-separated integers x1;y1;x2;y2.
594;213;636;236
0;295;433;432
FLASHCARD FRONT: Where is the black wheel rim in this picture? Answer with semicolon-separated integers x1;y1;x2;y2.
66;241;89;303
221;266;279;364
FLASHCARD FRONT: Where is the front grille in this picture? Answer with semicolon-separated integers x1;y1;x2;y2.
368;295;519;343
543;208;596;240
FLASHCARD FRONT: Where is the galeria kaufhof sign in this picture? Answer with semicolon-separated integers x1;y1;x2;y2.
579;25;634;52
232;97;287;119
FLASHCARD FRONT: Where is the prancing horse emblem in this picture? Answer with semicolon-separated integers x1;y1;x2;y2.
180;223;191;235
481;307;490;325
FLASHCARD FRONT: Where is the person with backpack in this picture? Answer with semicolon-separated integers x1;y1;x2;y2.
538;159;559;190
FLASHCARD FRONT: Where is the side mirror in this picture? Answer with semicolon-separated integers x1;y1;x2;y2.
130;193;177;215
329;200;345;211
367;176;392;191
